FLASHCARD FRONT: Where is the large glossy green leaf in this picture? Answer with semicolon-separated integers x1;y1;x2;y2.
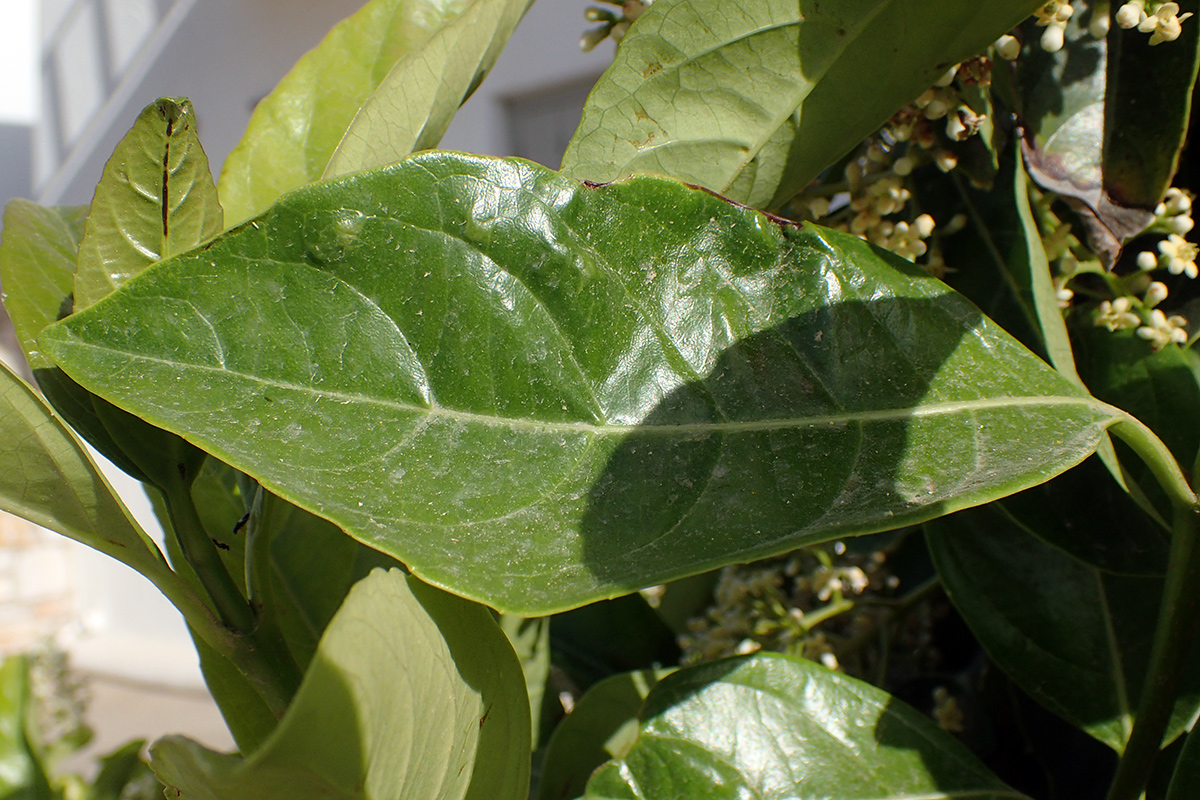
560;0;1045;210
43;152;1121;615
0;200;86;371
150;569;530;800
581;653;1028;800
323;0;533;180
0;359;174;584
927;508;1200;752
219;0;528;225
74;98;223;310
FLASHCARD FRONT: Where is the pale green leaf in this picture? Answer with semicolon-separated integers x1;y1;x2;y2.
0;359;173;584
581;653;1029;800
0;200;86;371
561;0;1045;210
324;0;534;179
43;153;1121;615
219;0;530;225
75;98;222;310
150;569;530;800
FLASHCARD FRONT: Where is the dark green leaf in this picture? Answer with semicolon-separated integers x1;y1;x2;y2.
74;98;222;310
551;596;679;691
538;669;667;800
581;653;1028;800
1167;728;1200;800
150;569;530;800
1074;326;1200;472
927;508;1200;752
561;0;1045;210
220;0;530;225
43;153;1120;615
1104;0;1200;210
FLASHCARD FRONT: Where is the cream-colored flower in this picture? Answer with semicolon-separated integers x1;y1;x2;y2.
1159;234;1199;278
1137;308;1189;349
1138;2;1193;44
1116;0;1146;28
1096;297;1141;331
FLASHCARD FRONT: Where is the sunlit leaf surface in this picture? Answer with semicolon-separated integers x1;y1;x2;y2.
44;153;1118;614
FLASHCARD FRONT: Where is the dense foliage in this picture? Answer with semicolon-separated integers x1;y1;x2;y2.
2;1;1200;798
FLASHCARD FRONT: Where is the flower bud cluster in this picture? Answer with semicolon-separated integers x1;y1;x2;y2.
1035;1;1077;52
1088;186;1197;349
1115;1;1194;44
677;543;910;678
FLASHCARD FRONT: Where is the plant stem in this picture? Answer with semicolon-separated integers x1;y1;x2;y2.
163;478;256;633
1106;416;1200;800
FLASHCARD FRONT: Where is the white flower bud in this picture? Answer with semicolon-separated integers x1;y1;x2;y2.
892;156;916;176
1145;281;1169;306
995;34;1022;60
935;150;958;172
1169;215;1195;235
1041;23;1066;52
1137;250;1160;270
580;26;607;52
914;213;936;238
1116;1;1145;28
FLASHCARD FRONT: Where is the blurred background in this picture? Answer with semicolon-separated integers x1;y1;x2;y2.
0;0;609;768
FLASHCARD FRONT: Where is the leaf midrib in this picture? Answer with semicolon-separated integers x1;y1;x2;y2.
53;338;1109;436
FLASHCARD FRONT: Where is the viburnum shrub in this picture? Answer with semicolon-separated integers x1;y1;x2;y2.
2;1;1199;798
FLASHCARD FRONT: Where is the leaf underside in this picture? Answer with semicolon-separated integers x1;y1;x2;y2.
44;152;1116;615
562;0;1047;210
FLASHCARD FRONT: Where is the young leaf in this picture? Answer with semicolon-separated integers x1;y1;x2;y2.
220;0;529;225
0;359;174;585
323;0;534;179
580;653;1029;800
1167;730;1200;800
74;98;222;310
150;569;530;800
561;0;1046;210
927;509;1200;752
43;152;1122;615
